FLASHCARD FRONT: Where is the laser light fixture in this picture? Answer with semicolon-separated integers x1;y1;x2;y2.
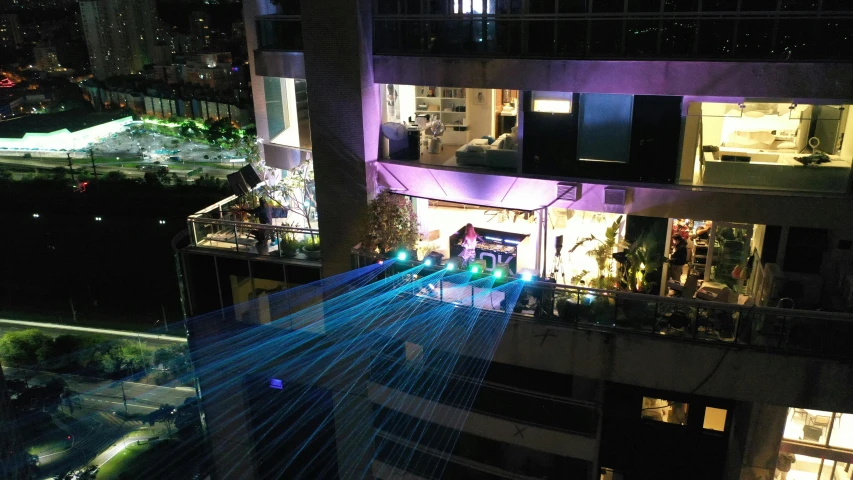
492;263;511;280
519;269;536;282
468;259;487;275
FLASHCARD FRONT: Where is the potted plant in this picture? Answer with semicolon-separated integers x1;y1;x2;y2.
278;229;300;258
250;229;269;255
568;216;623;290
416;242;439;261
358;190;419;258
301;237;321;260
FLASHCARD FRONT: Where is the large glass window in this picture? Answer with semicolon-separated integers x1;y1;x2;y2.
641;397;689;425
577;94;633;164
685;101;853;194
703;407;728;432
263;77;311;149
377;84;519;173
264;77;288;140
784;408;853;450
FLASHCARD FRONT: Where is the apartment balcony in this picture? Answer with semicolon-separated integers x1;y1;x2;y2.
256;15;303;52
186;195;319;263
373;7;853;62
353;255;853;411
372;9;853;98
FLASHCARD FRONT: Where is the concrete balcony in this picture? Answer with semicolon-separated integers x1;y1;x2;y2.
376;159;853;230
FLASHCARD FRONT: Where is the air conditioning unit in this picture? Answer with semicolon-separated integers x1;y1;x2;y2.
556;182;581;201
604;187;626;206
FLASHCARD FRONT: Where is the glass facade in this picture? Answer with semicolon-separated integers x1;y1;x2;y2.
263;78;311;149
374;0;853;60
780;407;853;480
685;101;853;194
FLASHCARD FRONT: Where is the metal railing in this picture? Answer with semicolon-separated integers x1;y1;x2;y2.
373;10;853;61
354;254;853;361
188;196;319;260
257;15;303;51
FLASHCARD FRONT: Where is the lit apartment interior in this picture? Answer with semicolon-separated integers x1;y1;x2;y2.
686;101;853;193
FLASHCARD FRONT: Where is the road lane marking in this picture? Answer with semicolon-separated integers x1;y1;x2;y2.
0;319;186;342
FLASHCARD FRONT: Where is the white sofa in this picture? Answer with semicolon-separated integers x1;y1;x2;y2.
455;133;519;170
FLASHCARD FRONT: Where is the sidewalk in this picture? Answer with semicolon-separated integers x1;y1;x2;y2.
89;427;166;467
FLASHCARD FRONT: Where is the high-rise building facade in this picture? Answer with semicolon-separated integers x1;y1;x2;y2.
79;0;156;79
174;1;853;480
189;10;211;48
0;14;21;51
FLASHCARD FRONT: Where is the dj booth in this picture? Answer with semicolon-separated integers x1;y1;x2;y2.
449;226;529;275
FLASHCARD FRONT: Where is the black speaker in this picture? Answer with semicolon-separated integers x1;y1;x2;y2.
555;235;564;253
227;171;251;197
239;164;263;188
227;165;263;197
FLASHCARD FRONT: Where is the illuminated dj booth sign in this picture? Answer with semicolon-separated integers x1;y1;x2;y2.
449;226;529;274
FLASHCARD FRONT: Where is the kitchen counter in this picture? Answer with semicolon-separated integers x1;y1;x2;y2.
702;151;852;193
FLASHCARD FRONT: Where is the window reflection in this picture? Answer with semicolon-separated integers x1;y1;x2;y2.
641;397;688;425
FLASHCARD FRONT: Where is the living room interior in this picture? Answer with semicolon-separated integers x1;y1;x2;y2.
379;84;521;171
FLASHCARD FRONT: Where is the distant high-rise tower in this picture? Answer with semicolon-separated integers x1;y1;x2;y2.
79;0;157;79
189;10;211;48
0;14;22;52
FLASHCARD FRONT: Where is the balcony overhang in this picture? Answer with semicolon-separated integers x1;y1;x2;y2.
377;161;853;233
263;142;309;171
498;317;853;413
374;56;853;100
253;50;306;79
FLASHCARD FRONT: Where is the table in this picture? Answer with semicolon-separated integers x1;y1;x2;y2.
696;281;728;301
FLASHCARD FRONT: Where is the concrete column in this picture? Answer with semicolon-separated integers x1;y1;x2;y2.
332;385;375;479
195;363;258;480
726;402;788;480
299;0;380;276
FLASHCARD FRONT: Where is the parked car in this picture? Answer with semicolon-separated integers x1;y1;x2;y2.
138;162;168;172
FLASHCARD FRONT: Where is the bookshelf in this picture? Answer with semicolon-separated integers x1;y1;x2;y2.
415;86;468;145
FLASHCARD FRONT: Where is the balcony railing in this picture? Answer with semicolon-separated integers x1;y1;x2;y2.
373;10;853;61
188;195;319;261
354;255;853;361
257;15;303;51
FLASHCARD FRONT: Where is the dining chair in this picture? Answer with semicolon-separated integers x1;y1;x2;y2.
790;408;808;423
811;414;832;432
